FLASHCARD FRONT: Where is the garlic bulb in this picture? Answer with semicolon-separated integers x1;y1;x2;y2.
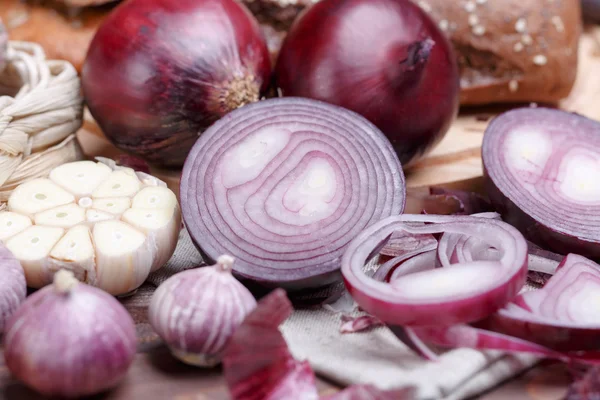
149;255;257;367
4;270;137;398
0;159;181;295
0;243;26;332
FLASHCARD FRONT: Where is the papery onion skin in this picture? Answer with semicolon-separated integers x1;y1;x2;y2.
341;214;528;326
82;0;271;168
482;108;600;259
4;270;137;398
0;244;26;333
148;255;257;367
180;97;405;290
275;0;460;165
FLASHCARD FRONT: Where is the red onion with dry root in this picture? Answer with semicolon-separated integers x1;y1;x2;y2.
275;0;460;165
82;0;271;168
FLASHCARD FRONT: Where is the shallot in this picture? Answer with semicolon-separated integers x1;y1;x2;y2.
180;97;405;290
482;107;600;259
275;0;460;165
0;243;26;333
82;0;271;168
148;255;257;367
0;159;181;295
4;270;137;398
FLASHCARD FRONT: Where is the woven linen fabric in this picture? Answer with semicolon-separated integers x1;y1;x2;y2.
148;228;539;400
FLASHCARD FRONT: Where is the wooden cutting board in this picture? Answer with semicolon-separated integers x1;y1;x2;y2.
77;26;600;196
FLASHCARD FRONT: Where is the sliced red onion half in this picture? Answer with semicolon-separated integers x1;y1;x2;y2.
482;108;600;259
481;254;600;351
341;214;528;326
181;97;405;290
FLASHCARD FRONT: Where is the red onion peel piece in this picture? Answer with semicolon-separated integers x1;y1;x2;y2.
222;288;413;400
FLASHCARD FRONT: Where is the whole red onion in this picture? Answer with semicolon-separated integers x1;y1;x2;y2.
275;0;460;165
4;270;137;398
0;243;26;333
82;0;272;168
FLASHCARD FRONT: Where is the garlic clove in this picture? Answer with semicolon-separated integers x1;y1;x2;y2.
93;220;153;295
5;226;65;288
86;209;115;223
131;186;177;210
0;212;32;241
122;207;181;271
92;169;142;199
34;204;86;228
92;197;132;215
49;161;112;197
8;179;75;217
49;225;96;285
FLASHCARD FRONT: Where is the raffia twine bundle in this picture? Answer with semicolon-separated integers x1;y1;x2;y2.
0;36;84;204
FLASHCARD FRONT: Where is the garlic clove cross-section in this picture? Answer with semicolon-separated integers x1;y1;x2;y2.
0;159;182;295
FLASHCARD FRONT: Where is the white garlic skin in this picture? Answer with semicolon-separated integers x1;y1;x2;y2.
0;244;26;332
3;270;137;398
148;255;257;367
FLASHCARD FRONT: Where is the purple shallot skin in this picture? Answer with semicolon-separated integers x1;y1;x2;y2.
148;255;257;367
0;244;26;333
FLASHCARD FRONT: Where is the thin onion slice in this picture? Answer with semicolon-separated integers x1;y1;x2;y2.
482;107;600;259
482;254;600;351
341;214;528;326
181;97;405;290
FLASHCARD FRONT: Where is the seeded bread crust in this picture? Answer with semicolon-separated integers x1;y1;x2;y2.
243;0;582;106
416;0;581;105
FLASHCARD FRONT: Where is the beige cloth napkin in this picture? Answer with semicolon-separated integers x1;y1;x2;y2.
149;229;539;400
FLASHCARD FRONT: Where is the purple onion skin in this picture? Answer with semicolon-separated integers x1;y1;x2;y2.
82;0;272;168
4;282;137;398
583;0;600;22
0;245;26;333
482;108;600;260
275;0;460;165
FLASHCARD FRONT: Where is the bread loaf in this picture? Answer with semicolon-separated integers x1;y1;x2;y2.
417;0;581;105
242;0;582;106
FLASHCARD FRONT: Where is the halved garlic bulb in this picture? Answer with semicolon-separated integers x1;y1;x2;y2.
0;160;181;295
